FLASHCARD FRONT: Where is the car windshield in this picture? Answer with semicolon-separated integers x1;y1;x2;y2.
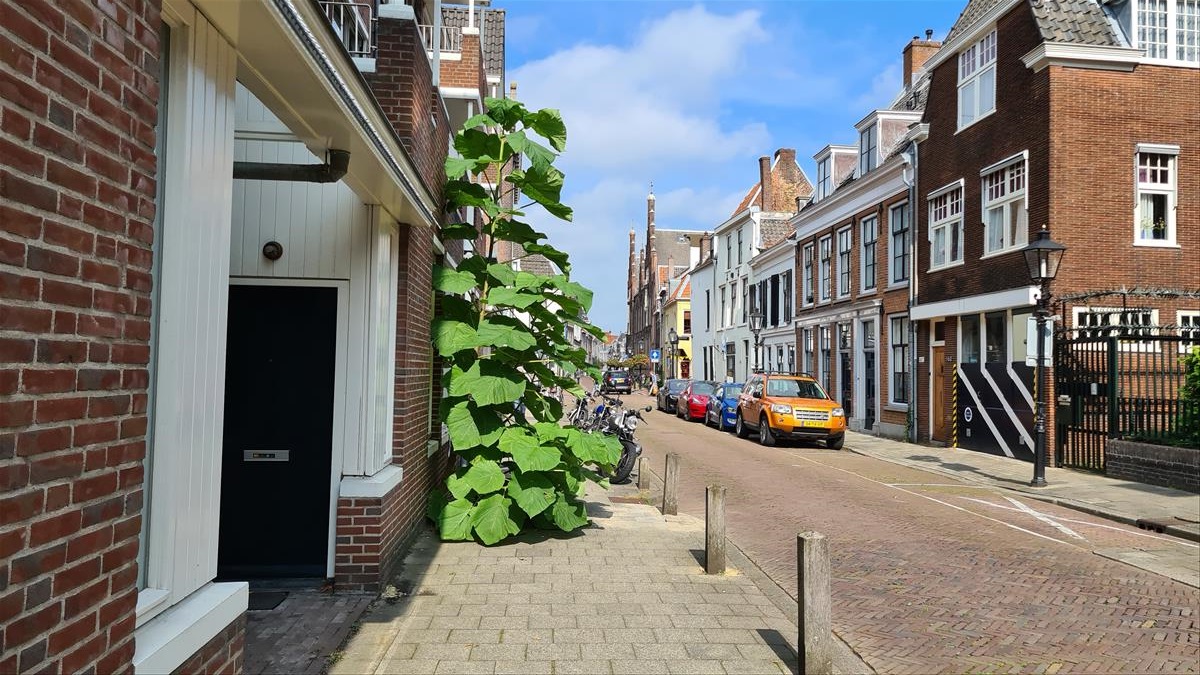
667;380;688;392
608;371;628;379
691;382;717;395
722;385;743;398
766;378;828;399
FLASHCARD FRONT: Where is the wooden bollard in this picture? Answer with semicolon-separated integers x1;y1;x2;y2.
637;456;649;491
797;531;832;674
662;453;679;515
705;485;726;574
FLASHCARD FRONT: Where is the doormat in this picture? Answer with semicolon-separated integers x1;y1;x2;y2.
248;591;288;611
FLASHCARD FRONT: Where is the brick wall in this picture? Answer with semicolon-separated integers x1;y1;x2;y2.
1;0;160;672
369;17;450;210
1106;440;1200;493
170;615;245;675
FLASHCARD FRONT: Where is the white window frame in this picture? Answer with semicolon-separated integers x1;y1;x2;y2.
837;226;853;298
889;314;910;407
889;202;910;287
860;215;878;292
928;180;964;271
859;124;878;176
981;153;1029;257
802;243;814;306
1179;310;1200;352
1130;0;1200;64
818;235;833;302
1134;144;1179;247
957;29;997;130
816;157;831;200
1072;306;1161;351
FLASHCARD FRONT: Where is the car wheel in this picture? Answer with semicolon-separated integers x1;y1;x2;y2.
758;415;776;447
735;412;749;439
826;433;844;450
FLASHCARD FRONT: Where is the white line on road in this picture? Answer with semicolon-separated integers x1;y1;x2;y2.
956;496;1200;548
1003;496;1086;540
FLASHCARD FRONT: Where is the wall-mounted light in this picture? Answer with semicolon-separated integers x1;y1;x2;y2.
262;241;284;261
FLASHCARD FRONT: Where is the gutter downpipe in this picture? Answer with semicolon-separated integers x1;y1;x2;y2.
432;0;442;88
233;149;350;183
903;140;919;444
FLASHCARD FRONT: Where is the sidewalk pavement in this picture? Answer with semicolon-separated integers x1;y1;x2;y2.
330;485;871;675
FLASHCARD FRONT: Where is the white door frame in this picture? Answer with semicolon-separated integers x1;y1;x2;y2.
228;277;349;579
928;318;945;442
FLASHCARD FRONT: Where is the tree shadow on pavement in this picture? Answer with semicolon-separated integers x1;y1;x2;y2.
756;628;800;674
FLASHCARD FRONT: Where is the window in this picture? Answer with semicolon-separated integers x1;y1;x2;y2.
1136;149;1177;245
737;227;744;265
731;280;738;325
683;310;691;334
783;270;793;322
802;244;814;305
890;316;910;404
1128;0;1200;62
961;314;981;363
742;277;749;323
837;227;852;298
726;235;732;270
889;203;910;284
816;157;831;200
1074;307;1159;339
859;124;878;175
725;342;736;379
958;29;997;128
985;312;1007;363
861;216;878;291
1179;310;1199;351
720;287;726;327
929;185;963;269
803;328;814;373
982;159;1027;254
820;326;832;394
705;290;711;330
818;236;832;301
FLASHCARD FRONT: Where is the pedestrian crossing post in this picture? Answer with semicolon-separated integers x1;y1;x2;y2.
662;453;679;516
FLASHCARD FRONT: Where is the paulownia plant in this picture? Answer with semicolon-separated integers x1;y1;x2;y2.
426;98;621;545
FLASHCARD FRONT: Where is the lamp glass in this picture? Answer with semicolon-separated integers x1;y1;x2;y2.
749;310;764;333
1022;229;1066;284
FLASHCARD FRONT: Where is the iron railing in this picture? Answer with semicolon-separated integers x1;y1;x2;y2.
317;0;377;58
418;24;462;53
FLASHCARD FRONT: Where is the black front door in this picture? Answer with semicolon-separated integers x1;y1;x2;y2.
864;350;876;430
219;285;338;579
839;352;853;418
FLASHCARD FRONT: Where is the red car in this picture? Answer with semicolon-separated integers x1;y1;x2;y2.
676;380;719;421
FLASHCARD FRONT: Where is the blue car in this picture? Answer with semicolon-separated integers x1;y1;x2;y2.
705;382;744;430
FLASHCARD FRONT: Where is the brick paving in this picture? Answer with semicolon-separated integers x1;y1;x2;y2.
243;586;374;674
631;391;1200;674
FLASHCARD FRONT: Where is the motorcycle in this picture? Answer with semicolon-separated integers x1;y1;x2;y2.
600;399;651;484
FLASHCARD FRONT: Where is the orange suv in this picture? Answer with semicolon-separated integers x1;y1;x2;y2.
735;373;846;448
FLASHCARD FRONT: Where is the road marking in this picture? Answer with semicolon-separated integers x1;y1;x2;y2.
956;496;1199;548
1003;496;1086;541
884;483;996;488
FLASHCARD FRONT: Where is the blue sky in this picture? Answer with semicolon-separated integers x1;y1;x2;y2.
503;1;965;333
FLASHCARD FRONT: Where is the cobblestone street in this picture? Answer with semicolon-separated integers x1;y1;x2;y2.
630;393;1200;674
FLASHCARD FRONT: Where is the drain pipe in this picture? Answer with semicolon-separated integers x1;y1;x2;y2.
902;140;919;444
233;149;350;183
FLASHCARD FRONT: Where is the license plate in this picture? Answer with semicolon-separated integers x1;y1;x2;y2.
800;419;827;428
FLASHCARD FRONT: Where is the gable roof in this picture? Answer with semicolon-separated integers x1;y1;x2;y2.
666;273;691;304
729;149;813;218
946;0;1121;48
733;185;761;214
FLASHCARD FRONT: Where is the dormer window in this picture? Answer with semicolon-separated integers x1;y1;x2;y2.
1117;0;1200;63
859;124;878;175
958;30;997;130
816;157;831;200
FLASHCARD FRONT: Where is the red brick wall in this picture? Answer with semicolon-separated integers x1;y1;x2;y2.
171;615;245;675
440;30;487;97
369;17;450;210
0;0;160;672
335;484;407;591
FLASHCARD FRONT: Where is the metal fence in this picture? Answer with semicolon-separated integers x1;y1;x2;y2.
318;0;377;59
1055;331;1196;470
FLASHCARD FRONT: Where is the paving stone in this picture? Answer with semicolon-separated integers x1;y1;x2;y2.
433;660;494;674
701;628;762;644
665;659;727;674
579;642;635;660
632;643;691;661
429;615;481;630
469;644;528;661
480;616;527;630
493;662;552;675
609;659;672;674
720;659;788;674
552;659;614;674
447;628;502;644
327;659;377;675
412;643;472;661
524;643;582;661
550;628;594;643
376;659;439;674
497;628;553;644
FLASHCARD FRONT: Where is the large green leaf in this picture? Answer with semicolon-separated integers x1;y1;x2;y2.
493;219;546;245
501;428;562;472
530;108;567;152
446;468;472;499
534;422;566;443
440;221;479;240
509;166;569;219
444;401;483;448
438;497;475;540
550;277;594;311
507;129;556;170
549;494;588;532
444;179;492;209
445;156;480;180
482;97;530;130
523;243;570;274
471;494;521;545
508;471;556;517
433;267;477;295
486;263;517;286
454;128;509;163
462;112;496;129
438;296;477;324
476;319;537;352
448;360;527;406
433;320;480;356
464;459;505;495
513;271;547;291
487;287;543;309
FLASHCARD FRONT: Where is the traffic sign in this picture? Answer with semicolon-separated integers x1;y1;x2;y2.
649;349;661;363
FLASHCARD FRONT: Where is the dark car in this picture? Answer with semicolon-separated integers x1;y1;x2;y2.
705;382;743;430
677;381;718;421
601;369;632;394
656;379;688;413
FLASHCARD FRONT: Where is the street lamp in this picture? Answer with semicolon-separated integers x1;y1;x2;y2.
668;327;679;379
749;309;765;373
1022;227;1066;488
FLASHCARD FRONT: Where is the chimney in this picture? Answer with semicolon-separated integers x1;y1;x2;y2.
699;233;712;261
903;30;942;88
758;156;772;210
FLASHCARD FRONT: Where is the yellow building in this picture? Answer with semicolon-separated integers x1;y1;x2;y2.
662;273;692;379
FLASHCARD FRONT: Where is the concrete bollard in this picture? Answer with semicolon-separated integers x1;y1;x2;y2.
797;531;832;674
705;485;726;574
637;456;650;491
662;453;679;515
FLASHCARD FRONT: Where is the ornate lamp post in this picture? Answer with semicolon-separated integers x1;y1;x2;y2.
749;309;765;374
667;327;679;380
1022;227;1066;488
